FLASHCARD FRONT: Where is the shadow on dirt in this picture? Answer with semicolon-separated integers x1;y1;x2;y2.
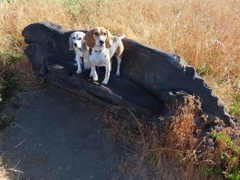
0;85;141;180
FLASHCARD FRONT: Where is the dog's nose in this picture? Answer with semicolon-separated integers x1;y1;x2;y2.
74;43;77;47
99;40;104;45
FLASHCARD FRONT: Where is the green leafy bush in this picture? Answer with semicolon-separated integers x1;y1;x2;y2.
230;95;240;119
204;132;240;180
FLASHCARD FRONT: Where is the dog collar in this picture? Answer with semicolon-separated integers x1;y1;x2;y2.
94;49;102;53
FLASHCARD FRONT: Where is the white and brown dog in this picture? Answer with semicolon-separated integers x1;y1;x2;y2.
84;27;125;85
69;31;91;74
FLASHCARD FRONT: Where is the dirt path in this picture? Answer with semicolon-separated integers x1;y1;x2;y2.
0;86;142;180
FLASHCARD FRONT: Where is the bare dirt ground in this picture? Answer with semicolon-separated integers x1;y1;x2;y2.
0;85;147;180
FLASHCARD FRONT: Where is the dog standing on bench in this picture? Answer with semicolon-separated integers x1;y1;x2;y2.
84;27;125;85
69;31;91;74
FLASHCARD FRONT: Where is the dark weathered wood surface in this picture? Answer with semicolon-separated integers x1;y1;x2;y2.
22;22;237;127
46;57;160;115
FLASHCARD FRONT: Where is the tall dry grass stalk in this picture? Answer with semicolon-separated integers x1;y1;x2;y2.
0;0;239;115
139;97;208;179
103;97;215;180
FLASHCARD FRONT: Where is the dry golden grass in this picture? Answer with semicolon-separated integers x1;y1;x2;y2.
0;0;239;114
0;0;240;179
103;98;211;180
0;166;9;180
103;97;239;179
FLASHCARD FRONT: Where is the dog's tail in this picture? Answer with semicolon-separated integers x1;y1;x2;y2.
119;33;125;40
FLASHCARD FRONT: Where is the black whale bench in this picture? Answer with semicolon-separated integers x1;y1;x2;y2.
22;21;237;127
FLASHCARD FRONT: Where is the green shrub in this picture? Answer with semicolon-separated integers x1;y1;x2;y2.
204;132;240;180
1;50;24;65
230;95;240;119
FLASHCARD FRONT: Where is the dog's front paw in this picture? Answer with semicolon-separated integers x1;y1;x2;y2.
76;69;82;74
102;78;108;85
93;75;98;81
116;72;120;76
102;81;108;85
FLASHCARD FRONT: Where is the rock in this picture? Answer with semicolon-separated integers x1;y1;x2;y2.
22;22;237;128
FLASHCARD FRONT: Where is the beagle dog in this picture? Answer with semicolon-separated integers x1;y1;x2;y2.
69;31;91;74
84;27;125;85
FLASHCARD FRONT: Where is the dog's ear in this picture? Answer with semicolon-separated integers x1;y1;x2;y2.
69;34;74;51
82;40;89;51
105;30;113;49
84;30;95;48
